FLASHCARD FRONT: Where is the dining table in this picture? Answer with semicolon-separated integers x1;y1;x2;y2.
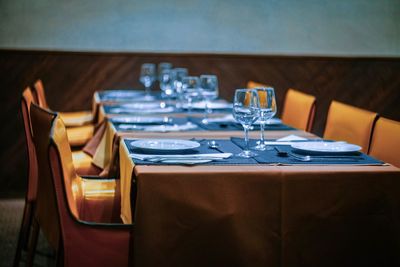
89;90;400;267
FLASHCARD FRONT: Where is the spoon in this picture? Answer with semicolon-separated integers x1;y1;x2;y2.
207;140;220;149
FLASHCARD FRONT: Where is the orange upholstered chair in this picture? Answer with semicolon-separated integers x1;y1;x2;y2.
369;117;400;167
281;89;316;132
33;80;94;147
323;101;378;153
28;104;130;267
247;80;270;89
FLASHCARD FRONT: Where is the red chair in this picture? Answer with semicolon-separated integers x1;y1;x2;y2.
13;88;38;267
28;103;131;266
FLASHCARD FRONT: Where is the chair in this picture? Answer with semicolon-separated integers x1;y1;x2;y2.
281;89;316;132
246;80;270;89
28;103;130;267
323;101;378;153
33;80;95;147
369;117;400;167
13;88;38;267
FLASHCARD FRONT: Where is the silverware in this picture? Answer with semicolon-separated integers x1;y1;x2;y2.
146;156;225;162
207;140;220;149
274;147;362;162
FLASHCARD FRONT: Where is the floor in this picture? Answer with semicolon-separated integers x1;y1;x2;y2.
0;198;55;267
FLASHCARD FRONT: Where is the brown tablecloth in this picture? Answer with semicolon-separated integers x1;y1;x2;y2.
119;140;400;267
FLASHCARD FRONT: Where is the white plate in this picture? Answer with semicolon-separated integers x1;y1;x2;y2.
130;139;200;152
187;101;232;110
120;102;163;109
102;90;143;97
110;106;174;114
111;116;170;124
254;118;282;125
291;142;361;154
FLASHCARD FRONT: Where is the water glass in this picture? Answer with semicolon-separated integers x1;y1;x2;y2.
182;76;200;113
252;87;277;151
158;62;173;81
232;89;260;158
172;68;188;108
139;63;156;99
199;75;218;124
159;69;176;99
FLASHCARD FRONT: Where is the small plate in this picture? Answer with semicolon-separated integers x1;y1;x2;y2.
120;102;163;109
130;139;200;152
111;116;170;124
188;101;232;110
109;106;174;114
291;142;362;155
102;90;144;98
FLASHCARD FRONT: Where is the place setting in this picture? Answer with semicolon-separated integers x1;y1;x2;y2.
109;116;200;132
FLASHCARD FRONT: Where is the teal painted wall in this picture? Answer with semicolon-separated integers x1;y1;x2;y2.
0;0;399;56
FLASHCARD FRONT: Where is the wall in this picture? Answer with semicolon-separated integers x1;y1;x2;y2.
0;0;399;56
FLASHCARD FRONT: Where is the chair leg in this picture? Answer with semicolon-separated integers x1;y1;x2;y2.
13;202;33;267
26;218;40;267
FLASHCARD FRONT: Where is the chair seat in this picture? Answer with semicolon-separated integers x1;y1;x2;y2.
66;124;95;147
71;150;101;175
80;178;121;223
60;110;93;127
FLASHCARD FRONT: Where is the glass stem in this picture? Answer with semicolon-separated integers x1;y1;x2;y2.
188;98;192;114
204;100;210;121
244;126;250;151
145;85;151;96
259;122;265;144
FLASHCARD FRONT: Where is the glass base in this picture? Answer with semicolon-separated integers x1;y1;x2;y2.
201;118;209;124
236;150;258;158
252;142;274;151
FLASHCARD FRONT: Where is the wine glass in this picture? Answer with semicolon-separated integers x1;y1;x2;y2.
139;63;156;100
159;69;176;100
157;62;172;81
172;68;188;108
232;89;260;158
181;76;200;113
252;87;277;151
199;75;219;124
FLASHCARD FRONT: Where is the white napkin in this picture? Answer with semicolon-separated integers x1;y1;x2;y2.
130;153;232;161
206;114;236;123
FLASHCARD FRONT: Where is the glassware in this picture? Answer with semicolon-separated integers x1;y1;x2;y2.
252;87;277;151
139;63;156;100
157;62;172;81
172;68;188;108
159;69;176;99
199;75;219;124
232;89;260;158
181;76;200;113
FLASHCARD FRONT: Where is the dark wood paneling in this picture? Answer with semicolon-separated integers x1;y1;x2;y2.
1;50;399;196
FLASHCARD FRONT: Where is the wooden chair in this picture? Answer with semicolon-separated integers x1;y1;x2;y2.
28;103;130;267
33;79;95;147
281;89;316;132
246;80;270;89
323;101;378;153
369;117;400;167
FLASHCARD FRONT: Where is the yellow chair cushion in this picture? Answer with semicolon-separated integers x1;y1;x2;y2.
60;111;93;127
323;101;377;153
369;117;400;167
66;124;94;147
281;89;316;132
246;81;270;89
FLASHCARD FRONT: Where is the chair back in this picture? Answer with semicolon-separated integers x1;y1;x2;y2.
247;80;270;89
323;101;377;153
30;103;60;248
281;88;316;132
21;88;39;202
33;79;49;109
369;117;400;167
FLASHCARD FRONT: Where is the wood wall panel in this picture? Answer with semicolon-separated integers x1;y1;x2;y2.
1;50;399;196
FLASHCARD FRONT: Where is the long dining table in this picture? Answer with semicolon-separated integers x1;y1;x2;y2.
90;91;400;267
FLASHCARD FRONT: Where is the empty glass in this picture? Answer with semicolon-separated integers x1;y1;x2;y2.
158;62;173;81
139;63;156;100
172;68;188;108
182;76;200;113
252;87;277;151
159;69;176;99
232;89;260;158
199;75;219;124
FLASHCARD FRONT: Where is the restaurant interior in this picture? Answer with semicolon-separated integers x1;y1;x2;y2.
1;0;400;266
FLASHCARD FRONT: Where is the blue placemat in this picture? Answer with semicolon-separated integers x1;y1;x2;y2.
230;137;384;165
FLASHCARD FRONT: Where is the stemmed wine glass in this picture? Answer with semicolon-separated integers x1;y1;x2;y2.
232;89;260;158
199;75;218;124
157;62;172;82
139;63;156;100
252;87;277;150
172;68;188;108
159;69;176;100
181;76;200;114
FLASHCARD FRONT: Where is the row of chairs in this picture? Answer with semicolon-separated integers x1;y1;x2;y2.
247;81;400;167
15;85;130;267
